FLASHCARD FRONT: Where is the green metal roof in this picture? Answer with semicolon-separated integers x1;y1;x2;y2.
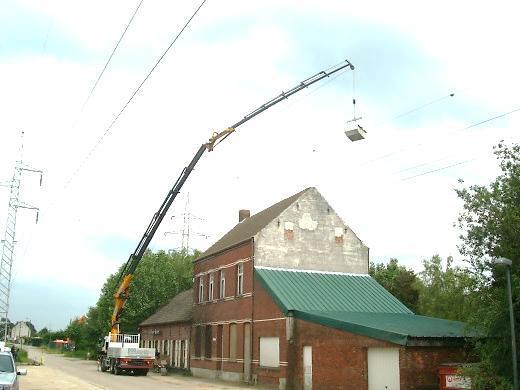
255;266;412;314
255;267;469;345
294;311;469;346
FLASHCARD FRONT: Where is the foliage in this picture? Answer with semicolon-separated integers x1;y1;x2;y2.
14;348;29;363
455;142;520;385
416;255;477;322
369;258;420;312
38;328;66;346
64;249;196;351
0;318;13;337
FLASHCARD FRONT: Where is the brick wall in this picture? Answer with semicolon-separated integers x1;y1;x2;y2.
191;241;254;378
139;321;191;366
140;322;191;344
290;318;393;390
400;346;466;389
252;275;288;388
288;319;467;390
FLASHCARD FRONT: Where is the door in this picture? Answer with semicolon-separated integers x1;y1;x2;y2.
368;348;400;390
303;346;312;389
243;323;251;382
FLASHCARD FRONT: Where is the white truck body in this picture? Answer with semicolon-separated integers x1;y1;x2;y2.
107;346;155;359
105;333;154;358
99;333;155;375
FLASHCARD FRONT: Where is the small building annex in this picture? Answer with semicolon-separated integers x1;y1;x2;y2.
139;288;192;370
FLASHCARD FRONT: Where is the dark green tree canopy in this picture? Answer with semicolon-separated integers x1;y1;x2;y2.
416;255;476;322
65;249;196;350
455;142;520;386
369;258;420;312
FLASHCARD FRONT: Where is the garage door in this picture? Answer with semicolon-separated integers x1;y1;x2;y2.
368;348;400;390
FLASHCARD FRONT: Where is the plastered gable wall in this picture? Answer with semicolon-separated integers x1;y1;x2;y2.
254;187;368;273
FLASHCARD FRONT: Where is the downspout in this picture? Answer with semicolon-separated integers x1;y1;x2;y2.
250;237;255;384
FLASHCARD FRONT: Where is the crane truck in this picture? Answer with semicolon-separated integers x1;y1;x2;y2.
97;59;355;376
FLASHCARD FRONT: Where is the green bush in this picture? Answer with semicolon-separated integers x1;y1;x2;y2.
15;349;29;364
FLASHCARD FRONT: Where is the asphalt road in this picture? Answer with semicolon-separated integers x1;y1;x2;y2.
23;346;251;390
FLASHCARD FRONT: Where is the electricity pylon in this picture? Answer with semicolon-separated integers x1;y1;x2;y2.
0;131;42;341
164;193;208;254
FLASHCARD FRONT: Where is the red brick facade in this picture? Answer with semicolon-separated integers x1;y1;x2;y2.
139;321;191;368
285;318;466;390
190;241;468;389
191;241;255;380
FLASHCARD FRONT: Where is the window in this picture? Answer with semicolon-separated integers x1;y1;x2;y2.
195;326;202;357
205;325;212;359
163;339;168;355
284;221;294;240
0;355;13;373
335;227;344;244
209;273;214;301
237;263;244;295
259;337;279;367
198;276;204;303
220;270;226;299
229;323;237;361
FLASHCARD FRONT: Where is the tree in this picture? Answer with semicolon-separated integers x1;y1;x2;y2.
416;255;477;322
369;258;420;312
456;142;520;385
75;249;197;350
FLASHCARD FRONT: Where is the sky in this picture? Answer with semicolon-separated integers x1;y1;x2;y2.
0;0;518;330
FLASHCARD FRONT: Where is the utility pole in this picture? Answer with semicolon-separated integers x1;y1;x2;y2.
0;131;43;341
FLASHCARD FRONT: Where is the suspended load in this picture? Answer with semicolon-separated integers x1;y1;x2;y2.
345;124;366;141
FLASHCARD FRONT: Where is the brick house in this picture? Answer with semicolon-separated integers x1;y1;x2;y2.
139;288;192;370
139;187;469;388
189;187;469;389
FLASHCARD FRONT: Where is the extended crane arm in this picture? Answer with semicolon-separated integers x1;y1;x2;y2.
111;59;355;334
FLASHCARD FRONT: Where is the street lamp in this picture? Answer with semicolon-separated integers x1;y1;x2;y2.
493;257;518;390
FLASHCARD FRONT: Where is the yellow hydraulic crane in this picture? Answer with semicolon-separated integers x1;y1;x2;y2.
111;59;355;335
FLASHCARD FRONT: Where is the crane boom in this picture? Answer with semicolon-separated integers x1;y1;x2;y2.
111;59;355;334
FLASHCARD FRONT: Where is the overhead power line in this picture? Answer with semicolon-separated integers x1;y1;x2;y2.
388;93;454;123
402;158;478;181
65;0;209;187
464;107;520;130
365;105;520;168
81;0;145;111
394;106;520;179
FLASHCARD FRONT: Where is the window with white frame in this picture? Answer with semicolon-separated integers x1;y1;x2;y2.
237;263;244;295
259;337;279;367
220;270;226;299
209;273;214;301
198;276;204;303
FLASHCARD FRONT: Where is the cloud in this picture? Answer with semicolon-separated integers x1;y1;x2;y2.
1;0;519;329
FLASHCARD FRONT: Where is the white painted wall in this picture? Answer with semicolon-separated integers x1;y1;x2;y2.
254;188;368;274
10;321;31;339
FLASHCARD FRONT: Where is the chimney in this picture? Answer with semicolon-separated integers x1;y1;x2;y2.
239;209;250;223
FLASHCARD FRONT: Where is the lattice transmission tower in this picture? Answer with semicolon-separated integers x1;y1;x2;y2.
0;131;42;340
164;193;208;254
